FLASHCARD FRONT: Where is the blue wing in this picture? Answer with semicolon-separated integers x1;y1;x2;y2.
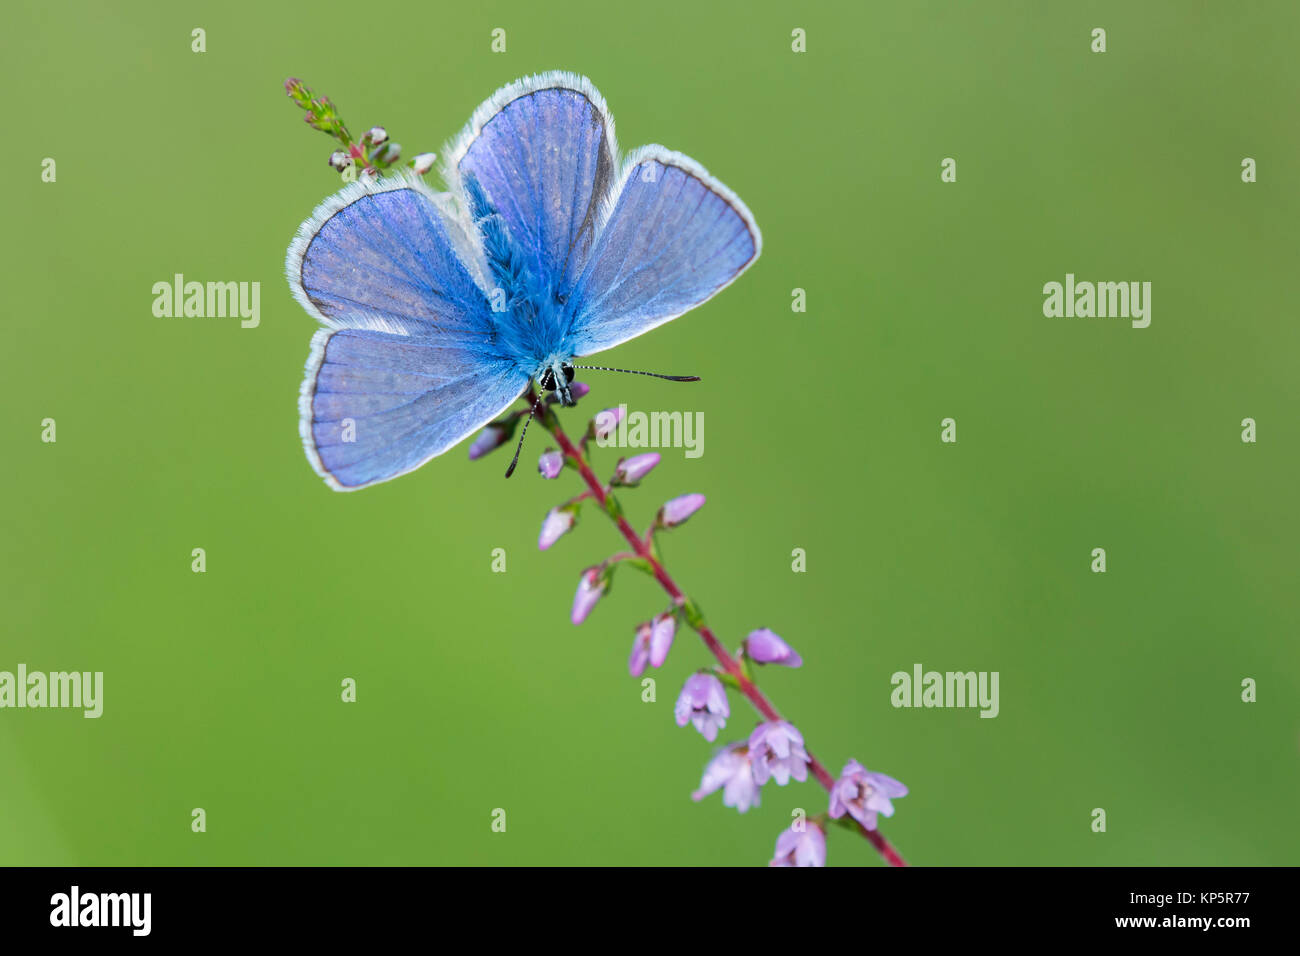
299;328;526;491
443;71;619;299
564;146;761;357
286;174;528;490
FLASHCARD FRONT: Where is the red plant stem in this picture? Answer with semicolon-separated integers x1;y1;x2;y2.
348;142;377;173
537;390;906;867
564;489;595;508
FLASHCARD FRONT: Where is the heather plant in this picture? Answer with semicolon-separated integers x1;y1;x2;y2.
474;386;909;867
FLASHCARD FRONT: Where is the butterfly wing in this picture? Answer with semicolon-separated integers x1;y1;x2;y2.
299;327;526;490
443;71;619;298
286;174;528;491
563;146;761;357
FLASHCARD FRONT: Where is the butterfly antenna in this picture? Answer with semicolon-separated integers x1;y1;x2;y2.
571;366;700;382
504;395;540;478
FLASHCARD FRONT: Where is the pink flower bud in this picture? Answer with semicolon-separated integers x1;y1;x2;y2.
411;151;437;174
649;612;676;667
468;424;508;460
614;452;660;485
571;567;606;625
366;126;388;146
546;381;589;405
538;508;575;551
593;405;624;440
328;150;352;171
537;449;563;479
628;622;652;677
743;628;802;668
658;493;705;528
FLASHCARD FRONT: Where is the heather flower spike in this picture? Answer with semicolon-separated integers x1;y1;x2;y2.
748;721;810;786
828;760;908;830
769;823;827;867
612;452;660;486
286;77;435;177
692;745;761;814
743;628;802;668
285;78;351;146
657;493;705;529
674;673;729;742
538;449;564;479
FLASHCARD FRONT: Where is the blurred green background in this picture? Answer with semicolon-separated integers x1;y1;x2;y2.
3;0;1297;866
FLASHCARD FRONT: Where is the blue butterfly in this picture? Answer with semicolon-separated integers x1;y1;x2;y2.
286;72;761;490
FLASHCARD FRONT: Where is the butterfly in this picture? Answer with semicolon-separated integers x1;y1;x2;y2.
286;71;761;491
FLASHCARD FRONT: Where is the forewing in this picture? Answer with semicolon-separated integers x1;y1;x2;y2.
564;146;761;357
286;172;493;339
444;72;618;297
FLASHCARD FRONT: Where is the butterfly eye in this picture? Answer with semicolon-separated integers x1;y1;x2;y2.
539;368;556;391
561;363;574;380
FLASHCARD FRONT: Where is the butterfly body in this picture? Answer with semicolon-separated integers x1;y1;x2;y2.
287;72;760;490
463;173;569;386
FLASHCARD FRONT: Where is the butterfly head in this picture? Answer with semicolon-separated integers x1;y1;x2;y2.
538;359;577;406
